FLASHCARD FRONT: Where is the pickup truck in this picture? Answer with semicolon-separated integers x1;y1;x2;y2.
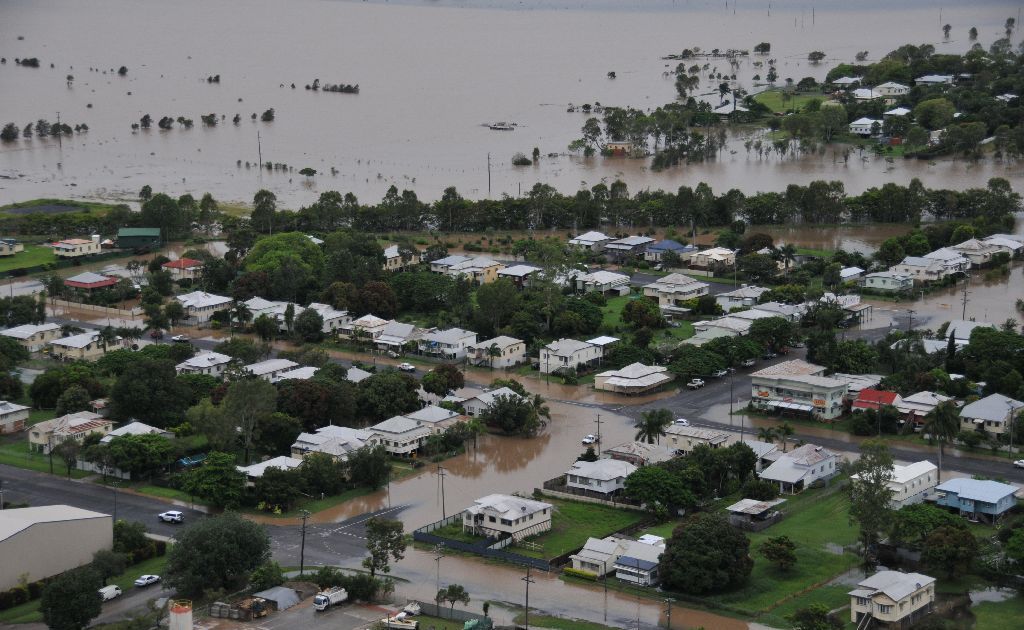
687;378;705;389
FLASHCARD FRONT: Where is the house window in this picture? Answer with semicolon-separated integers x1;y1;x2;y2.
488;516;496;523
878;605;893;614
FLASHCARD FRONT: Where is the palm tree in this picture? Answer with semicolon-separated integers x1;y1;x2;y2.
97;325;119;353
634;409;672;444
923;401;961;482
232;302;252;333
778;422;794;452
780;244;797;272
487;343;501;370
756;426;778;444
464;417;485;450
531;394;551;424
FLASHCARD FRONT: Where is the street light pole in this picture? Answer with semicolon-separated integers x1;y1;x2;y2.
521;567;535;630
664;598;675;629
437;465;447;520
299;509;310;576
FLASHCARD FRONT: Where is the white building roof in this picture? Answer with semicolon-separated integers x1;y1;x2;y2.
273;366;319;382
760;444;835;484
100;421;167;444
850;116;882;126
577;270;630;285
960;393;1024;422
498;264;542;278
567;459;637;481
0;505;110;542
884;107;911;116
645;273;710;294
605;236;655;249
935;478;1018;503
890;460;937;484
471;335;522;351
544;338;595;356
421;327;476;345
741;439;779;459
569;231;613;244
866;271;912;281
751;359;826;377
851;88;878;100
177;291;232;310
597;363;670;389
50;331;100;349
432;254;472;267
832;76;860;85
586;335;620;347
352;314;388;328
840;267;865;279
946;319;996;342
665;424;730;445
0;400;29;416
851;571;935;602
719;285;769;300
465;386;523;408
711;102;750;115
176;351;233;371
405;405;460;424
345;367;372;383
876;81;909;90
237;455;303;478
465;494;552;520
1;323;61;340
371;415;429;436
245;358;299;376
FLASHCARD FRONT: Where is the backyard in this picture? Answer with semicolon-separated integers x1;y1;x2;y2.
0;245;56;273
514;498;646;560
600;295;694;341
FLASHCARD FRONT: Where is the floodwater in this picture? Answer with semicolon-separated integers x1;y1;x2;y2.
1;0;1021;209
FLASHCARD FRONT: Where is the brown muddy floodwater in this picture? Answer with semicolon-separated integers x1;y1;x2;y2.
1;0;1021;209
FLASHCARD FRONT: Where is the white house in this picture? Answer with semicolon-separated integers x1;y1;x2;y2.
99;421;172;444
839;267;865;282
664;425;729;456
244;359;300;382
875;81;910;98
175;351;233;377
403;405;464;433
923;248;971;274
715;285;768;312
916;74;953;86
594;363;673;395
568;231;614;252
565;459;637;496
862;271;914;293
497;264;542;289
759;443;838;493
366;415;431;456
540;338;602;374
418;327;477;360
49;331;126;362
460;386;524;417
0;401;30;434
852;460;938;509
851;87;880;101
176;291;232;324
462;494;552;541
643;273;710;316
883;106;912;117
569;536;624;576
574;270;631;295
430;254;472;274
891;256;949;284
466;336;526;369
742;439;780;473
305;303;351;334
445;257;505;284
896;391;954;426
982;234;1024;256
0;323;62;352
613;537;666;586
236;455;303;485
849;571;935;628
950;238;1002;267
959;393;1024;435
383;244;420;272
291;425;371;460
849;117;882;136
347;314;390;339
689;247;735;269
272;366;319;383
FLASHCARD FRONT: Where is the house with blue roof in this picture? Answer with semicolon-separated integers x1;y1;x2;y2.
931;478;1018;523
645;240;697;264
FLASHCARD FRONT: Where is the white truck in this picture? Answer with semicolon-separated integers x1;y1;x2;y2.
313;587;348;611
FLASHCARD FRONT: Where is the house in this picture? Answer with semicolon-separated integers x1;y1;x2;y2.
0;401;30;434
742;439;780;472
853;461;937;510
461;387;524;417
574;270;631;295
896;391;955;427
752;301;806;322
116;227;162;249
642;273;709;316
497;264;542;289
851;389;903;413
945;319;996;343
603;236;655;262
99;421;173;444
347;313;389;339
613;537;666;586
568;231;614;252
52;235;101;258
445;257;505;284
750;360;848;420
49;331;124;361
1;323;62;352
383;244;420;272
715;285;769;312
345;366;372;384
759;444;838;494
851;87;880;101
832;76;860;87
594;363;673;395
429;254;472;274
376;321;418;353
711;102;750;116
950;238;1002;267
418;327;477;360
63;271;119;291
875;81;910;98
466;336;526;368
568;536;624;575
244;359;300;381
176;291;232;323
862;271;914;293
462;494;552;541
891;256;949;284
272;366;319;383
644;240;697;264
306;235;324;246
565;459;637;496
366;415;431;456
404;405;464;433
0;238;24;256
725;498;787;529
883;106;912;117
931;478;1018;523
605;140;636;155
0;505;112;591
161;258;204;281
959;393;1024;435
924;247;971;274
176;351;233;377
291;425;371;460
836;373;885;400
849;117;882;136
539;338;602;374
305;302;351;334
236;455;303;485
840;266;865;282
29;411;113;453
981;234;1024;256
603;441;675;467
586;335;620;353
916;74;953;86
849;570;935;628
689;247;735;270
664;425;729;455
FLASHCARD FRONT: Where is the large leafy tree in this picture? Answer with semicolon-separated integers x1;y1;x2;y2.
362;517;406;578
348;445;392;489
760;535;797;571
888;503;966;548
748;316;797;351
165;512;270;596
479;393;541;436
244;232;325;302
106;434;175;480
660;513;753;594
622;298;664;329
921;525;977;578
421;364;465;396
277;378;355;431
475;278;521;335
622;465;697;516
355;372;420;424
293;308;325;342
109;357;191;427
222;379;278;464
849;440;895;563
40;566;102;630
253;412;302;455
182;451;246;508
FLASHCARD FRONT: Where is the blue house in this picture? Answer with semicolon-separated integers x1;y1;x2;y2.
932;478;1018;523
645;240;697;264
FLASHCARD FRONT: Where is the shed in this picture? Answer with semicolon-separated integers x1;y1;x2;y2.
117;227;162;249
253;586;302;611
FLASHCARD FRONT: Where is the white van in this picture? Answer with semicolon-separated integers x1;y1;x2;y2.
98;585;122;601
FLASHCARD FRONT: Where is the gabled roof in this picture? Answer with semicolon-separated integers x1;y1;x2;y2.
852;389;900;409
177;291;232;310
405;405;460;424
960;393;1024;422
876;81;909;90
751;359;826;377
421;327;475;345
586;335;620;347
352;313;388;328
162;258;203;269
645;273;708;293
719;285;769;299
177;351;232;370
896;256;942;268
544;338;595;356
605;235;655;249
935;478;1017;503
465;494;552;520
648;239;694;252
576;270;630;285
0;505;111;542
244;358;299;376
760;444;835;484
569;231;613;244
665;424;729;445
884;107;912;116
597;363;670;388
431;254;472;267
50;331;101;349
741;439;778;459
832;76;860;85
851;570;935;602
471;335;523;350
273;366;319;382
567;458;637;481
371;415;429;436
236;455;303;478
464;386;523;408
1;323;61;339
100;421;168;443
498;264;542;278
345;366;372;383
866;271;913;281
850;116;882;126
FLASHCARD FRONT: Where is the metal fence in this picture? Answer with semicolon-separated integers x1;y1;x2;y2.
540;476;641;508
412;519;551;572
412;601;493;629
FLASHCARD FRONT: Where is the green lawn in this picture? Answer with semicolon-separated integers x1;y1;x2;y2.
26;408;56;427
515;499;645;560
0;441;90;478
136;485;202;505
246;485;377;519
0;245;56;273
600;295;632;332
761;584;852;628
753;89;824;113
432;522;490;545
0;599;43;624
971;594;1024;630
513;613;617;630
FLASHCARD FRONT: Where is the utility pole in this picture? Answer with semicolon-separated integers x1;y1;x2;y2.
664;598;675;629
594;414;603;445
257;131;263;168
437;465;447;520
434;543;445;596
299;509;310;576
55;112;62;148
961;275;970;319
521;566;535;629
906;308;916;333
487;153;491;198
0;480;5;510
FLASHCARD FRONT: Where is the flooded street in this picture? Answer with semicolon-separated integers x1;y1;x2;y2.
1;0;1021;207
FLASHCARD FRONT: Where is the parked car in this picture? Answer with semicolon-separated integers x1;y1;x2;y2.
149;330;164;340
581;434;599;445
711;369;728;378
99;585;122;601
790;340;805;348
134;574;161;587
740;358;756;367
687;379;705;389
171;334;189;343
397;362;416;372
158;511;184;523
1014;459;1024;469
674;418;690;426
763;351;778;360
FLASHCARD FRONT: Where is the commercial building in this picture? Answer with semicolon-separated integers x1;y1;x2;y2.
852;460;937;509
0;505;112;591
594;363;673;395
116;227;162;249
1;323;62;352
462;494;552;541
849;570;935;628
466;336;526;368
749;360;848;420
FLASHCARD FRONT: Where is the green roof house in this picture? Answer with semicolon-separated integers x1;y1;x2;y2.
117;227;162;250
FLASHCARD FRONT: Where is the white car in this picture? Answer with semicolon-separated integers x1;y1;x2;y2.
397;362;416;372
171;334;189;343
134;574;161;587
581;434;598;445
158;510;184;523
1014;459;1024;469
711;369;728;378
674;418;690;426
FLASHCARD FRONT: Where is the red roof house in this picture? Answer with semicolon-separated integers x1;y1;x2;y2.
851;388;902;412
162;258;203;280
63;271;119;290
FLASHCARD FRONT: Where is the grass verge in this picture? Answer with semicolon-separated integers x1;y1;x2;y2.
970;594;1024;630
0;442;90;478
513;612;618;630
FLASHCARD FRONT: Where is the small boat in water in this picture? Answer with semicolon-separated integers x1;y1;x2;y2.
489;122;515;131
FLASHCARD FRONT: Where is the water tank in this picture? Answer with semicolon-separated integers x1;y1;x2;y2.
169;600;192;630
